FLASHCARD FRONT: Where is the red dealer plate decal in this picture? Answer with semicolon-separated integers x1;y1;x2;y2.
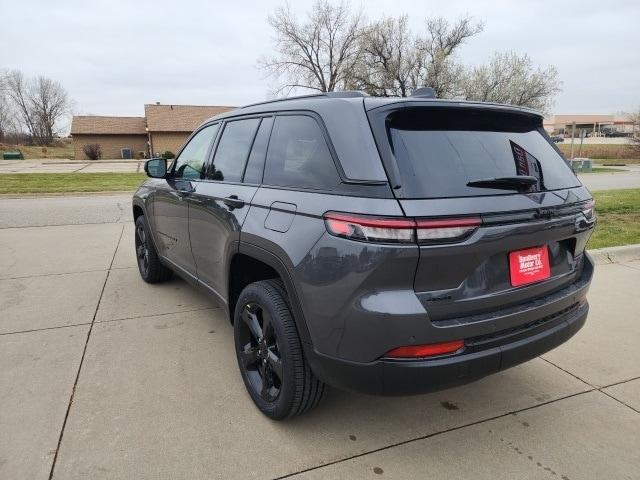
509;246;551;287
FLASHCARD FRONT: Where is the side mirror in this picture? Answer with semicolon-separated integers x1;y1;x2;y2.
144;158;167;178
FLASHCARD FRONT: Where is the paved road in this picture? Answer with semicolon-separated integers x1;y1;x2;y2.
579;164;640;191
1;196;639;479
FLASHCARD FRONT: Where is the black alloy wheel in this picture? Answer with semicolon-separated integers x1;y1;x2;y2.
135;221;150;277
233;279;325;419
133;215;173;283
237;302;284;402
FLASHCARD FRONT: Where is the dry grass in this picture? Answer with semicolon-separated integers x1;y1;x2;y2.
0;139;74;159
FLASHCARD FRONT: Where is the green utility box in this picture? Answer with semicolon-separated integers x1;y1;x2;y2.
2;151;24;160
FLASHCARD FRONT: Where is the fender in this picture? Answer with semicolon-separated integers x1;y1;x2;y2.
236;242;313;345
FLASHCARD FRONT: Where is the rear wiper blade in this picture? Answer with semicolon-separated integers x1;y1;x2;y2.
466;176;538;191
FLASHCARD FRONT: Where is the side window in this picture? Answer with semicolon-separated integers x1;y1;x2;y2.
208;118;261;182
243;117;274;184
264;115;340;190
172;123;219;180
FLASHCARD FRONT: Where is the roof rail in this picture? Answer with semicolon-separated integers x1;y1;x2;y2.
241;90;367;109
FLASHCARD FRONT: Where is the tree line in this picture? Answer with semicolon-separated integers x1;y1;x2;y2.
261;1;562;112
0;69;70;146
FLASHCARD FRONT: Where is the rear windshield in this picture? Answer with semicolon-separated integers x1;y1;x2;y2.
385;107;580;198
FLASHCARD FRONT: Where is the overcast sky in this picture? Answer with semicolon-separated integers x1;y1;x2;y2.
2;0;638;121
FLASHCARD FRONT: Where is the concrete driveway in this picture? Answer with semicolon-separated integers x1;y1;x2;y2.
1;195;639;479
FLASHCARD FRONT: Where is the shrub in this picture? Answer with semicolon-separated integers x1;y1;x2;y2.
83;143;102;160
161;150;175;159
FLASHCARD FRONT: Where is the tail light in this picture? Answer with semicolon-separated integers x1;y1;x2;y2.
324;212;481;244
581;199;595;219
384;340;465;359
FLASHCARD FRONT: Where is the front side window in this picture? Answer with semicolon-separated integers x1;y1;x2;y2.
208;118;261;182
264;115;340;190
172;124;220;179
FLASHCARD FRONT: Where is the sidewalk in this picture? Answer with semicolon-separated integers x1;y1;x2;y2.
0;158;143;173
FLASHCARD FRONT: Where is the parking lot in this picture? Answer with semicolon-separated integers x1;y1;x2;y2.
1;194;639;479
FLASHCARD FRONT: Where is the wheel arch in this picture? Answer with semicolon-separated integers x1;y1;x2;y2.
229;244;312;345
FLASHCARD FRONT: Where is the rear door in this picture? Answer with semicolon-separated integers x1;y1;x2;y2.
368;105;595;323
188;116;269;301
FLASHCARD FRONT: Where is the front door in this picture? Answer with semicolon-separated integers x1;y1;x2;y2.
149;123;220;278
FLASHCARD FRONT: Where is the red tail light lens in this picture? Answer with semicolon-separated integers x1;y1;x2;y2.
324;213;415;243
324;212;481;244
581;199;595;219
385;340;465;359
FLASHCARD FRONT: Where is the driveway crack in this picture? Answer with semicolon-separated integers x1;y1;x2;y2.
47;224;125;480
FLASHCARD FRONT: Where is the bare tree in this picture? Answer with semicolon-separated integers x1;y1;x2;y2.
29;76;69;145
461;52;561;112
3;69;70;145
417;16;484;98
630;108;640;153
4;70;38;140
348;15;419;96
261;0;364;95
347;15;482;97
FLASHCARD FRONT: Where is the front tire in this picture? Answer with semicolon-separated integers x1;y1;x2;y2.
134;215;173;283
234;279;325;419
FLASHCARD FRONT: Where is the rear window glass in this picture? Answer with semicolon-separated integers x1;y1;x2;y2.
385;108;580;198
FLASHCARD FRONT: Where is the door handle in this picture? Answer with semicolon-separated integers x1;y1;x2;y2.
223;195;245;209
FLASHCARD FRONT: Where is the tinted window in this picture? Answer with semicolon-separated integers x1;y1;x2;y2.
385;108;580;198
173;124;219;179
264;115;340;190
209;118;260;182
243;117;274;184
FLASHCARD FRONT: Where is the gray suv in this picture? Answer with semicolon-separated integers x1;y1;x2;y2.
132;91;595;419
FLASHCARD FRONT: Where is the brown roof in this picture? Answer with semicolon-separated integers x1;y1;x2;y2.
144;104;235;132
71;116;147;135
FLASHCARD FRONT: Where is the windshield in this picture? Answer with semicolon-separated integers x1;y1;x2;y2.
385;107;581;198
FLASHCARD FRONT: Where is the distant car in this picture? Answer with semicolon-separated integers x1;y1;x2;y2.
132;92;596;419
603;130;630;138
550;135;564;143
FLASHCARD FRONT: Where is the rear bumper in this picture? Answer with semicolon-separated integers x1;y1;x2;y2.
306;256;592;396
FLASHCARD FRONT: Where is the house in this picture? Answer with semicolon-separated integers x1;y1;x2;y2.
71;103;235;160
70;116;147;160
144;104;234;156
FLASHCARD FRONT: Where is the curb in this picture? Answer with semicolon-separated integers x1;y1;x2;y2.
588;244;640;265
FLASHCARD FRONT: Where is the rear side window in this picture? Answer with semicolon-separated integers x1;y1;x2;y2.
209;118;260;182
264;115;340;190
384;108;580;198
243;117;274;184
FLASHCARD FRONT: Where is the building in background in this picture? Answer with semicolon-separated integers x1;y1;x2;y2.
544;114;636;137
71;103;235;160
144;104;233;156
70;116;147;160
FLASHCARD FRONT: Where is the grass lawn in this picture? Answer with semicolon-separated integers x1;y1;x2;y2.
588;189;640;249
0;173;146;194
1;140;74;160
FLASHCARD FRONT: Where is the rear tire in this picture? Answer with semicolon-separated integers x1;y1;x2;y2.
234;279;325;419
134;215;173;283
